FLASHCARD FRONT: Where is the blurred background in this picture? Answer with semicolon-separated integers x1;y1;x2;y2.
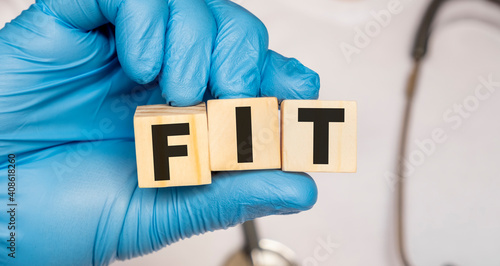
3;0;500;265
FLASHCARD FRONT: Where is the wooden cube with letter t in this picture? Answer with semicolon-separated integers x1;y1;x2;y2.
207;97;281;171
134;103;211;188
281;100;357;172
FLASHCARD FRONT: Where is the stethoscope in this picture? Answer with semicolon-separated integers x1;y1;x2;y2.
396;0;500;266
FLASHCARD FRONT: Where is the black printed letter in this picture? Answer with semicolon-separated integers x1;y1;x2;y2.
298;108;345;164
235;106;253;163
152;123;190;181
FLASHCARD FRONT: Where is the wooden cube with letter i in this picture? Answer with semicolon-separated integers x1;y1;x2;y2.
281;100;357;172
133;103;211;188
207;97;281;171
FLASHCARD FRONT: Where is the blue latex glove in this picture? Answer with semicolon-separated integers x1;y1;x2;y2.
0;0;320;265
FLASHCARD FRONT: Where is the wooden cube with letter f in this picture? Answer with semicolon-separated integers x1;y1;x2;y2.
134;103;211;188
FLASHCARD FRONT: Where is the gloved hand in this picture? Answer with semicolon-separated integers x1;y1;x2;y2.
0;0;320;265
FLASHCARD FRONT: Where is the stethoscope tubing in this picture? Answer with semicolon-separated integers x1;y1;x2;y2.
397;1;500;266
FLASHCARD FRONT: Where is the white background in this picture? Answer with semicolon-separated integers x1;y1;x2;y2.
3;0;500;265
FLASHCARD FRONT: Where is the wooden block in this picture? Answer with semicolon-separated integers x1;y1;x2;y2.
207;97;281;171
281;100;357;172
134;103;211;188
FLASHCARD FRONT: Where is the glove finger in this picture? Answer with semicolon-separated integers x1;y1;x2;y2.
118;170;317;258
160;0;217;106
206;0;269;99
113;0;169;84
261;50;320;102
39;0;169;84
